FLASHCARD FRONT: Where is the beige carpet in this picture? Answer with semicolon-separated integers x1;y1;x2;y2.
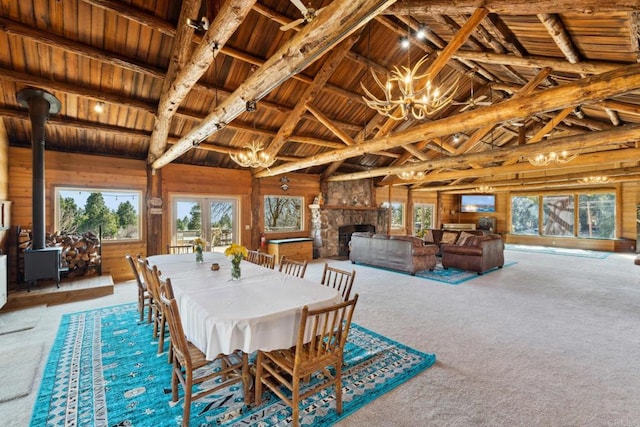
1;249;639;426
0;342;44;403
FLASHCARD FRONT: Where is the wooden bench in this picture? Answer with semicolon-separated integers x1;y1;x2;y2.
267;238;313;264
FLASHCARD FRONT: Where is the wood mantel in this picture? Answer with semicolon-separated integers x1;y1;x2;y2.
309;204;385;211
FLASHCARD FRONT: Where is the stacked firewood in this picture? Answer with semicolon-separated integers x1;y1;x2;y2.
18;228;102;278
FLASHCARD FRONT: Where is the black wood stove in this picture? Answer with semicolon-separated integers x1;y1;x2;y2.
17;87;64;289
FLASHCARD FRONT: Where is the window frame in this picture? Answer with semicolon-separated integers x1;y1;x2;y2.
263;195;305;234
54;186;143;243
510;191;616;239
382;201;405;229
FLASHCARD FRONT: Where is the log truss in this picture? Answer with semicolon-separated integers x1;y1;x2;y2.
2;0;640;193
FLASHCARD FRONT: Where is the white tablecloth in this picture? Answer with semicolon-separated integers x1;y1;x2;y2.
147;253;341;359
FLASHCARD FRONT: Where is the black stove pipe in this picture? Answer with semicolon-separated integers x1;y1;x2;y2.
17;88;61;250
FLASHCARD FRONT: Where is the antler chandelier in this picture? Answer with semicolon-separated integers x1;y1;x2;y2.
578;176;611;185
528;150;577;167
473;185;496;193
397;169;425;180
230;141;275;168
361;55;458;121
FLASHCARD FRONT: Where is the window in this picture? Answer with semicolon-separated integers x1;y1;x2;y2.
172;197;238;250
55;188;141;241
264;195;303;233
511;196;539;235
542;195;574;236
382;202;405;229
578;193;615;238
413;203;434;237
511;192;616;239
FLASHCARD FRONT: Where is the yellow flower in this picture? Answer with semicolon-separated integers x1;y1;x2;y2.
224;243;248;258
193;238;206;247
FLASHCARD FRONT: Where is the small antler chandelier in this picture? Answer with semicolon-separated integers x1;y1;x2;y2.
473;185;496;193
230;141;275;168
578;176;611;185
397;169;425;180
361;55;458;121
528;150;577;167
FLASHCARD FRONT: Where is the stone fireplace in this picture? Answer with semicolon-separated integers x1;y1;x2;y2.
310;180;387;258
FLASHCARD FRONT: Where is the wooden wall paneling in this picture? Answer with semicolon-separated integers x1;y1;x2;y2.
162;164;254;249
8;147;148;284
0;119;8;259
258;173;320;241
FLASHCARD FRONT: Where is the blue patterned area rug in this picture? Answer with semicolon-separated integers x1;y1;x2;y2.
355;261;516;285
505;244;610;259
31;303;436;426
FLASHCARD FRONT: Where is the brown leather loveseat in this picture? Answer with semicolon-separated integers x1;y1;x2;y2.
349;232;438;275
440;234;505;275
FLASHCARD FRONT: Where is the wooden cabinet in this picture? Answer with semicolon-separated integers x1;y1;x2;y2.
267;238;313;264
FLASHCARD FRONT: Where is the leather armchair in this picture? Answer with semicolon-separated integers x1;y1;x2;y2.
441;234;504;275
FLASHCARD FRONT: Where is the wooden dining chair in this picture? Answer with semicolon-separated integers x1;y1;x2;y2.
247;250;275;269
167;244;193;254
125;253;151;322
157;276;251;427
278;256;307;278
136;257;169;355
320;263;356;301
255;294;359;427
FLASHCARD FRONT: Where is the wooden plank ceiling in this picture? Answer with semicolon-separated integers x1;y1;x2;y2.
2;0;640;193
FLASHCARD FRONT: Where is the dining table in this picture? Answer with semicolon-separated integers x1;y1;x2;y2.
147;252;342;360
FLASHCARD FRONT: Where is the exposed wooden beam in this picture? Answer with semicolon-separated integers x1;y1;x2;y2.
326;124;640;182
454;68;551;155
152;0;396;170
384;1;640;15
264;33;360;159
256;64;640;177
414;166;640;192
81;0;176;36
306;104;355;146
452;51;620;75
428;8;490;78
538;14;581;64
148;0;256;162
400;147;640;186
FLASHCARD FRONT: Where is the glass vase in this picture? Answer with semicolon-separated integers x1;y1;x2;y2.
231;258;241;280
195;246;204;263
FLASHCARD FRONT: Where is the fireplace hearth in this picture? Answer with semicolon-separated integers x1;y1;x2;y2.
338;224;376;256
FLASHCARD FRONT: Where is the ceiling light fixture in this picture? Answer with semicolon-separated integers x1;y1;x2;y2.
528;150;577;167
473;185;496;193
229;103;275;169
578;176;611;185
361;18;458;121
416;24;427;40
94;102;104;113
361;55;458;121
397;169;425;180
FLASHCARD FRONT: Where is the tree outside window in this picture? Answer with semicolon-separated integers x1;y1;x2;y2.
578;193;615;238
413;203;434;237
511;195;539;235
56;188;141;240
382;202;405;229
264;196;303;232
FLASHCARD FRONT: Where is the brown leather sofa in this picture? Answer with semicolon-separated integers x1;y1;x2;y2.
349;232;438;275
440;234;505;275
423;229;485;255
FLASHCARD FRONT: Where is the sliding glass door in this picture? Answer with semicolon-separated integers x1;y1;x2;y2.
172;196;238;251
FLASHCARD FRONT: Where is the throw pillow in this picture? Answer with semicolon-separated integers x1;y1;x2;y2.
457;231;475;246
441;231;458;244
423;229;434;243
